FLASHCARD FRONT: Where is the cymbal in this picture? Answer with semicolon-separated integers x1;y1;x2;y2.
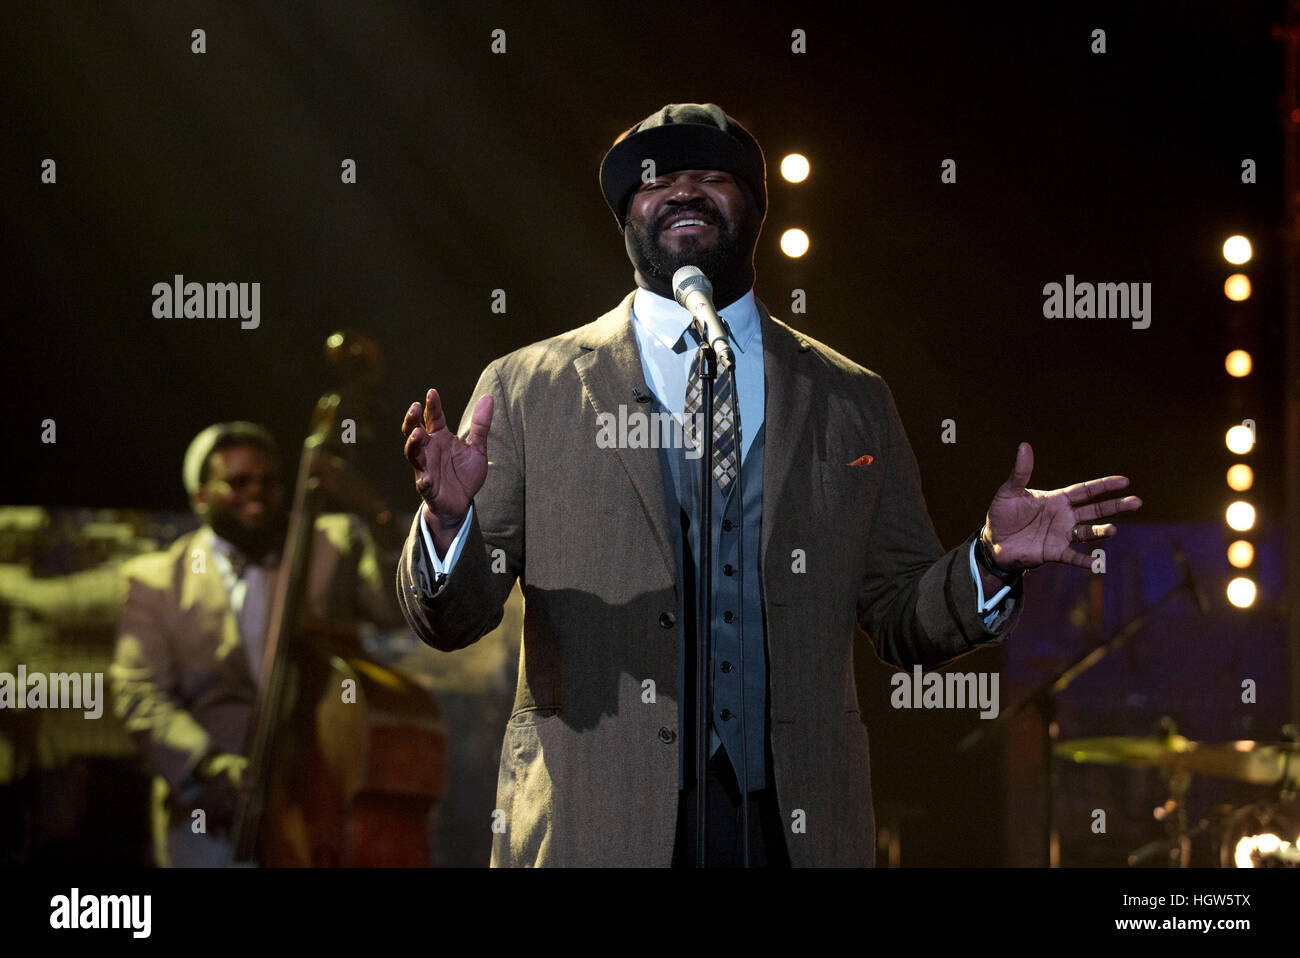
1054;737;1299;786
1055;735;1194;767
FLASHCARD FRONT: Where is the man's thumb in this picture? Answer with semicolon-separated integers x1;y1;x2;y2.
1006;441;1033;490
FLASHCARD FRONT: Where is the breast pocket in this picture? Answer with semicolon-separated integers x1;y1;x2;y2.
818;460;882;530
765;459;884;608
812;461;883;599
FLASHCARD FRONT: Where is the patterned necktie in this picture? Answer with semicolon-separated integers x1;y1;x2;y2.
681;322;740;493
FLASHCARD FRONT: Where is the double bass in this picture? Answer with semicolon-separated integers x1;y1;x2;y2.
233;331;446;866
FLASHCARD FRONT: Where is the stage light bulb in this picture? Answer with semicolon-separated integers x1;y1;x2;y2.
1226;464;1253;491
1226;577;1257;608
1224;350;1252;377
1233;832;1293;867
1224;274;1252;301
1222;236;1252;265
1225;425;1255;455
781;154;810;183
780;228;809;258
1225;501;1255;531
1233;836;1254;868
1227;540;1254;568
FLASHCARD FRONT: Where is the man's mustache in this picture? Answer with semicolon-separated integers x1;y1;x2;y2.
655;204;722;233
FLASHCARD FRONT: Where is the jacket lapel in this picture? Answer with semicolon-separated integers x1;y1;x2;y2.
756;300;816;583
573;293;819;594
573;292;678;587
178;528;250;675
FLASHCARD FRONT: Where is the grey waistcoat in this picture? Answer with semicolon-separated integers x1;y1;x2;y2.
648;390;769;794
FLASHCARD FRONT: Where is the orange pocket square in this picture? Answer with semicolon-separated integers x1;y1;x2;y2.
848;454;874;466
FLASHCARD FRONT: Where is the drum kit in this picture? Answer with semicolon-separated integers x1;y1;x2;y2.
1053;726;1300;867
959;544;1298;867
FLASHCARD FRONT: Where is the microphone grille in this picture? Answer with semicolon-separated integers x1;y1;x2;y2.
672;265;712;307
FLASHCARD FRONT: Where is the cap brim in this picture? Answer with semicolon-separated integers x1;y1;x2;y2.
599;124;761;227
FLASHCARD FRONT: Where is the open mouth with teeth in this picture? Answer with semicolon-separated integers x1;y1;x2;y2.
662;216;714;234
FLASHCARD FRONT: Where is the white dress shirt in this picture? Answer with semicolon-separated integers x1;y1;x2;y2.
205;527;275;682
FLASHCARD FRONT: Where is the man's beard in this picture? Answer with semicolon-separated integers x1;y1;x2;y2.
209;509;285;561
628;206;742;290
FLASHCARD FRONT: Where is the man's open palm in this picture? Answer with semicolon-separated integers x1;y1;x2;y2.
402;388;493;521
985;442;1142;571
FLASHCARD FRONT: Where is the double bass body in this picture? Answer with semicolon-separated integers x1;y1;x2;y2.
234;332;446;867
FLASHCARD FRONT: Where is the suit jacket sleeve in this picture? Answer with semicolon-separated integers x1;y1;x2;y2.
397;360;524;652
110;561;215;789
855;377;1023;669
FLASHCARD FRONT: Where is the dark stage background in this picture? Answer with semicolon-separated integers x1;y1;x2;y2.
0;1;1291;867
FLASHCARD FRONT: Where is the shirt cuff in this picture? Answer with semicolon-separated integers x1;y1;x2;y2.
969;538;1015;629
418;504;474;593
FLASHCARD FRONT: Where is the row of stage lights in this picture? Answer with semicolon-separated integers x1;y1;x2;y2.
778;154;810;257
771;176;1262;612
1221;235;1257;609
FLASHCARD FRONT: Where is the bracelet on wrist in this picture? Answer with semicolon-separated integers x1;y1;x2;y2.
977;529;1021;582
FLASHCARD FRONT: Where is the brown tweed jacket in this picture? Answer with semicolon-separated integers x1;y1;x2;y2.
112;514;402;860
397;291;1022;867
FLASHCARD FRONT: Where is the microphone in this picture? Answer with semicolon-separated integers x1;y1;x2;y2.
1173;542;1210;615
672;266;735;370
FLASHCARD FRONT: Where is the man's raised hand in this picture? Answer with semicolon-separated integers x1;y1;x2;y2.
983;441;1143;571
402;388;493;533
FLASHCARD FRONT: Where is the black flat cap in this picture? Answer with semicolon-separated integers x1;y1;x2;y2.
598;103;767;231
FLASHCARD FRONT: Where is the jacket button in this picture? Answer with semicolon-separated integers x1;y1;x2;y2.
720;709;732;721
659;612;675;629
721;660;733;673
723;563;734;576
659;727;676;744
723;611;734;624
723;519;734;531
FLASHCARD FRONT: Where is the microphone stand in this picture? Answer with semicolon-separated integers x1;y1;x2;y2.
691;323;716;869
